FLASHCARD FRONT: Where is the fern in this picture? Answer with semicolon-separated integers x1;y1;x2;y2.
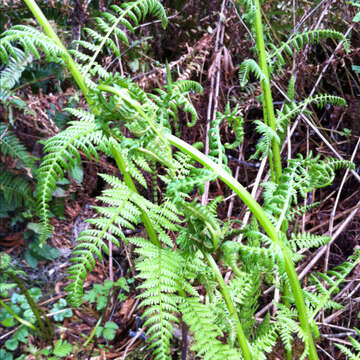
66;172;180;306
268;29;350;71
276;94;347;141
308;251;360;319
276;304;308;360
0;50;33;90
289;232;330;252
0;25;66;64
132;238;183;360
35;120;103;240
0;124;37;171
180;297;242;360
0;169;35;209
238;58;268;87
73;0;167;79
336;329;360;360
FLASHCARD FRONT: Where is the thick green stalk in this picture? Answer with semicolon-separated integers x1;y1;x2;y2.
253;0;282;183
166;133;319;360
204;252;252;360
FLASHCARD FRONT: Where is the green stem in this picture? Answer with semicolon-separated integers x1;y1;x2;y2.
83;314;103;347
204;252;251;360
166;133;319;360
253;0;282;183
22;0;161;248
0;299;41;335
111;144;161;248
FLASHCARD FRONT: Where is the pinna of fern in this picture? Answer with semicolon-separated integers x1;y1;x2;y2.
71;0;167;80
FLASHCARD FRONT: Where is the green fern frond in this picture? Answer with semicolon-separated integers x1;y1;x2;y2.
287;202;320;222
0;25;66;64
0;124;37;171
336;329;360;360
239;58;268;87
289;232;330;252
180;297;242;360
64;108;95;122
79;0;167;78
133;239;183;360
308;251;360;319
276;94;346;137
0;50;32;90
276;304;308;358
35;121;102;241
268;29;350;70
250;120;280;160
0;169;35;209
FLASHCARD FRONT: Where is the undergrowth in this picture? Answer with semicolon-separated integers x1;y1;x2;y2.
0;0;359;359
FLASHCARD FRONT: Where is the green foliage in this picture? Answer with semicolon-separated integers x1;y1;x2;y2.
336;328;360;360
132;238;185;360
71;0;167;84
52;339;72;358
50;299;73;322
180;297;242;359
95;321;119;341
268;29;350;71
83;279;129;311
1;1;356;359
0;25;66;65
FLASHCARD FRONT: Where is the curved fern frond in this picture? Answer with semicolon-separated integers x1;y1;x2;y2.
0;124;37;171
0;50;32;90
250;120;280;160
239;58;268;87
35;121;102;241
0;169;35;209
268;29;350;71
0;25;66;65
276;94;347;137
80;0;167;78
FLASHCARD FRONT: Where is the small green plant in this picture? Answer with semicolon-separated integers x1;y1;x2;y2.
83;279;129;311
0;252;54;347
50;298;73;322
94;321;119;341
25;339;73;360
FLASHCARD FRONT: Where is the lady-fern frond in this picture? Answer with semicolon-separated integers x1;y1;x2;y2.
180;297;242;360
336;329;360;360
276;94;347;139
132;238;183;360
0;25;66;64
35;121;102;241
0;124;37;171
78;0;167;78
239;58;268;87
0;169;35;209
268;29;350;71
0;50;33;90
